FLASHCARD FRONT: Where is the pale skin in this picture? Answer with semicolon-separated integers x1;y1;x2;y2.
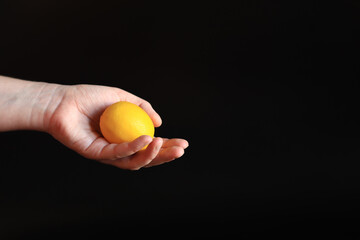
0;75;188;170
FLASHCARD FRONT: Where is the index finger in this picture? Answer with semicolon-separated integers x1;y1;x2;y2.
139;101;162;127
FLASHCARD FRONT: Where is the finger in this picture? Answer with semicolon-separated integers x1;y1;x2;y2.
139;101;162;127
145;146;185;168
103;137;163;170
85;135;153;160
162;138;189;149
111;135;153;159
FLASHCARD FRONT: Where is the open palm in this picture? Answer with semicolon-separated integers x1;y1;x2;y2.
46;84;188;170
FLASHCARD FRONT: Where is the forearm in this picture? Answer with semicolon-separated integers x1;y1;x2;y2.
0;76;60;132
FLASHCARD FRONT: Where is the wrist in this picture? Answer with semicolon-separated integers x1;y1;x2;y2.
0;76;64;132
27;81;64;132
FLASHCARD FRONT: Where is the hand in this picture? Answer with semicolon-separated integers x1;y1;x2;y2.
44;84;188;170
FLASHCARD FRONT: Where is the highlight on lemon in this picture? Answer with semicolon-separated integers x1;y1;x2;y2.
99;101;154;148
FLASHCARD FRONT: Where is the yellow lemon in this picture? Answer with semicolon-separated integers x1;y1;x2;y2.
99;101;154;147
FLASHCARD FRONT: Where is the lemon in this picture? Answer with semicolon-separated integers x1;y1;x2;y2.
99;101;154;146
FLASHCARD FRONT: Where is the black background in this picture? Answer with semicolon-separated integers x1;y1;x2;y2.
1;0;360;238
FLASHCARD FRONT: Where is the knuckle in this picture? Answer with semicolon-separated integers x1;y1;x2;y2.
144;101;151;107
123;144;138;157
141;100;151;109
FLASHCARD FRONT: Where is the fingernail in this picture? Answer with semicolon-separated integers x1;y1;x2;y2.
184;140;189;149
